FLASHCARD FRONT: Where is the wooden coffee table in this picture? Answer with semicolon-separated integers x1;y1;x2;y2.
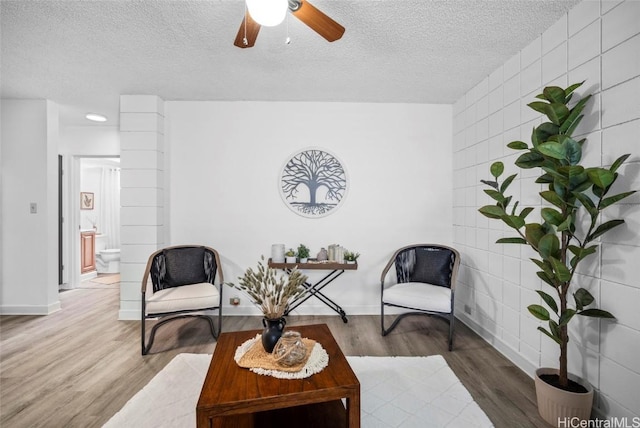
196;323;360;428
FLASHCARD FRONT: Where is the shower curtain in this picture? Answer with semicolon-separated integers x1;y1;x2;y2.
99;167;121;249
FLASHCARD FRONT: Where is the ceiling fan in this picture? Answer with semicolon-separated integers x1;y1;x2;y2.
234;0;345;48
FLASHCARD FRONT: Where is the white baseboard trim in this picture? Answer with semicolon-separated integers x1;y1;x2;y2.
0;301;61;315
118;309;141;320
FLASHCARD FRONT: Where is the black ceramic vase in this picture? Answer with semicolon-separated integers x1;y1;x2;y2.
262;317;286;353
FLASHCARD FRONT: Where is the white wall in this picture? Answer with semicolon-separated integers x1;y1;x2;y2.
59;125;120;156
0;100;60;314
452;0;640;418
164;101;452;316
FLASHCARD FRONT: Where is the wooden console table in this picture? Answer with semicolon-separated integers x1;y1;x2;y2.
268;259;357;323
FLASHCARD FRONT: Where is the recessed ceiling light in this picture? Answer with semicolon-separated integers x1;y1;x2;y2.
85;113;107;122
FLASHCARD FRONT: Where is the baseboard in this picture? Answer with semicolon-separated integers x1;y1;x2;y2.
0;301;61;315
118;308;141;320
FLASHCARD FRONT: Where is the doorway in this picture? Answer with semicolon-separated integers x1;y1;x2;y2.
60;155;120;289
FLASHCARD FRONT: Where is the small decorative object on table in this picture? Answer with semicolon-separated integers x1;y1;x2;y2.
271;244;285;263
227;256;307;352
285;248;297;264
296;244;310;263
273;331;307;366
316;247;328;261
344;251;360;264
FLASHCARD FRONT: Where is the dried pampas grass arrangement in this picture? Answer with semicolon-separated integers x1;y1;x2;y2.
227;256;307;319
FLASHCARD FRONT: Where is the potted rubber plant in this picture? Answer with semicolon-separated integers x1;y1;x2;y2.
479;82;635;424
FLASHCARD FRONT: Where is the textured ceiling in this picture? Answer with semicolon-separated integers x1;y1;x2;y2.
1;0;581;126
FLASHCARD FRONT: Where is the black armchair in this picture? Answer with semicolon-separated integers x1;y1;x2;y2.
141;245;223;355
380;244;460;350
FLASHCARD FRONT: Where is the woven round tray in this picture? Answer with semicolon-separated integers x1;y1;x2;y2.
234;334;329;379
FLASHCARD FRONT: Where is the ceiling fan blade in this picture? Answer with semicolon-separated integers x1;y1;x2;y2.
233;13;261;48
290;0;345;42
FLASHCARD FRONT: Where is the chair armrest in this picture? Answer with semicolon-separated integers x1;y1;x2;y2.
141;248;164;293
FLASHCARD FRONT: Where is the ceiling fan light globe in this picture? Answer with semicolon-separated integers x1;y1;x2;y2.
246;0;288;27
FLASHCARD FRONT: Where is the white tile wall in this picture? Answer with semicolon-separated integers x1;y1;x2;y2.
601;0;640;51
602;34;640;89
452;0;640;419
601;77;640;127
542;42;568;85
568;19;602;70
568;0;600;37
543;15;568;53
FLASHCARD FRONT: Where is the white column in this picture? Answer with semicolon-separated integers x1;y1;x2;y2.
119;95;165;320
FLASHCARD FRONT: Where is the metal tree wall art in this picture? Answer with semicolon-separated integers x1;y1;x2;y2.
280;149;348;218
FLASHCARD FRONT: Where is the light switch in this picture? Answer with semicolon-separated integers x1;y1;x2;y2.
30;203;37;214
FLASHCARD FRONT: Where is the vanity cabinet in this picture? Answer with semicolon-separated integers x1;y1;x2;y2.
80;231;96;273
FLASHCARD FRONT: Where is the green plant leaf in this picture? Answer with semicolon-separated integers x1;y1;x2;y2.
500;174;518;193
556;214;573;232
592;184;604;198
588;219;625;241
502;215;525;229
539;234;560;259
538;142;566;160
520;207;534;219
534;122;560;145
490;162;504;178
600;191;636;209
540;190;565;209
528;304;550;321
610;153;631;173
528;101;549;115
538;326;562;345
568;245;597;265
507;141;528;150
510;200;519;215
572;178;593;193
559;94;591;135
543;86;566;104
537;271;556;287
541;207;564;226
574;288;595;310
536;290;558;314
587;168;615;189
564;138;583;165
550;256;571;282
564;81;584;98
516;151;545;169
480;179;499;189
478;205;506;219
531;258;554;277
578;309;615;319
545;103;570;126
484;189;506;203
496;237;527;244
549;320;561;343
559;309;577;326
574;192;597;217
525;224;545;247
536;173;554;184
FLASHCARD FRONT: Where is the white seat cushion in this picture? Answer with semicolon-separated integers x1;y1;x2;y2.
146;282;220;315
383;282;452;314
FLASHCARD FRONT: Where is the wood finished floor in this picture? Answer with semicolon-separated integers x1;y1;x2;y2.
0;286;549;428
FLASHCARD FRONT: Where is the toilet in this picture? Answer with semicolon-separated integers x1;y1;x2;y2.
95;234;120;274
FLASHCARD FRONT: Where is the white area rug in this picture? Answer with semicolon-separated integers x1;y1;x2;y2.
104;354;493;428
